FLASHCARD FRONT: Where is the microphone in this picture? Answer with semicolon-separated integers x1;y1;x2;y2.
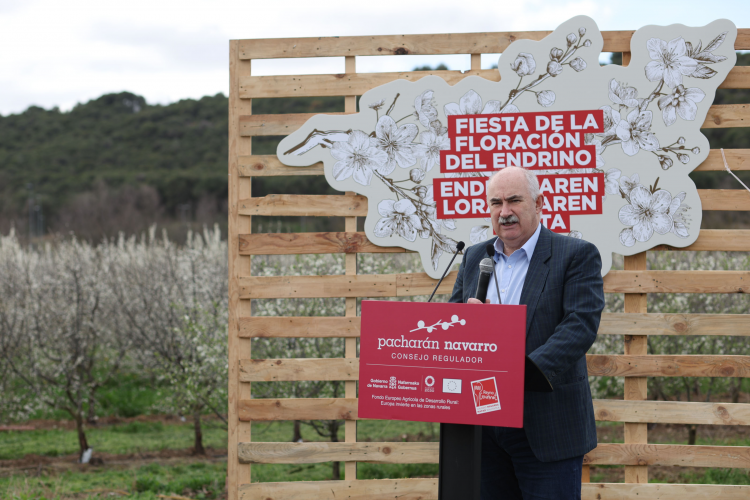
486;244;495;258
474;258;494;303
427;241;465;303
486;243;502;304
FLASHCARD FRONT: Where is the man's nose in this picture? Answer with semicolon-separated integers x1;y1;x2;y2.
499;204;513;218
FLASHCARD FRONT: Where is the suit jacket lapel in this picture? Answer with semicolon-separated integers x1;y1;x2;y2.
520;226;552;333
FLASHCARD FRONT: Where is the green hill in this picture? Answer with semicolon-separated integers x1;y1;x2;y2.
0;57;747;238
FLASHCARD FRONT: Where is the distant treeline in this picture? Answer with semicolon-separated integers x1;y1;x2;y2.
0;57;747;239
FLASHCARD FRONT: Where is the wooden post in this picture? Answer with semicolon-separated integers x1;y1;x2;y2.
344;55;358;482
228;41;254;499
624;252;648;484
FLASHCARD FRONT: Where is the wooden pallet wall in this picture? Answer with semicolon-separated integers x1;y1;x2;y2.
228;29;750;500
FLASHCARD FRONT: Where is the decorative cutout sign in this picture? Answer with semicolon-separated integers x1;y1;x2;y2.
277;16;737;277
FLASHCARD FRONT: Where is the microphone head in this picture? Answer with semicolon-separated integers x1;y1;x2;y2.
479;257;494;274
486;244;495;258
456;241;465;252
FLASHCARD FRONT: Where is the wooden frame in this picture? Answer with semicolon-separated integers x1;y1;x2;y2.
229;28;750;499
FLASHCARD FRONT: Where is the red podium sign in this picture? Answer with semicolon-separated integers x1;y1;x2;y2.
358;300;527;427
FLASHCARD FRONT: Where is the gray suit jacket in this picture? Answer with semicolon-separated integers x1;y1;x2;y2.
449;225;604;462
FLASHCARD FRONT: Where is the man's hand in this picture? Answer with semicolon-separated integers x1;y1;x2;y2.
467;298;490;304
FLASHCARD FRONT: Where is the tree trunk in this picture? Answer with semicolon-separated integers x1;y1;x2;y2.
688;424;697;445
330;420;340;480
87;391;97;425
193;408;206;455
75;413;90;459
292;420;302;442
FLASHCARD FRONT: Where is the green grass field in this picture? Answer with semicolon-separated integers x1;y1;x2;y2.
3;419;750;499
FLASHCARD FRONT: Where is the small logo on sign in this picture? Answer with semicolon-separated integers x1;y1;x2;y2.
471;377;501;414
443;378;462;394
425;375;435;392
389;376;397;389
410;314;466;333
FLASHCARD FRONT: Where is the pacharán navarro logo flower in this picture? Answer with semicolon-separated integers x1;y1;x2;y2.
410;314;466;333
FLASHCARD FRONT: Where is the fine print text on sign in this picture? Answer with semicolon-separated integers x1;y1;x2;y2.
358;301;527;427
433;110;605;232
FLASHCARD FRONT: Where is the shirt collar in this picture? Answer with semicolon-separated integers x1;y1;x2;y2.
493;223;542;262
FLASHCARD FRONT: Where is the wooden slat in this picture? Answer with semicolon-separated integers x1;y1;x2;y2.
702;104;750;129
238;316;360;338
237;397;750;423
396;272;458;296
599;313;750;336
593;400;750;426
239;232;408;255
238;275;396;299
237;29;750;59
238;190;749;217
720;66;750;89
580;483;750;500
238;398;357;421
238;194;368;216
241;270;749;298
239;104;748;132
240;441;750;468
238;156;323;176
239;358;358;382
695;149;750;171
240;112;345;136
651;230;750;251
239;70;497;99
236;150;750;176
240;230;750;255
587;354;750;378
239;479;750;500
239;478;437;500
585;443;750;468
239;313;750;338
603;270;750;293
698;189;750;210
240;355;750;382
238;441;438;464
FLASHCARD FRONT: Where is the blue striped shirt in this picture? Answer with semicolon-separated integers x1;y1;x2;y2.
486;223;542;305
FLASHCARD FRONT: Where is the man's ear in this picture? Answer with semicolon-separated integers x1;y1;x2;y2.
535;194;544;214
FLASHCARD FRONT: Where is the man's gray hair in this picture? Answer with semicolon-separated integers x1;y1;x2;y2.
489;166;541;199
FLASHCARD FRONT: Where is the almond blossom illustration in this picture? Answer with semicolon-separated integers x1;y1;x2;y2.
374;199;422;242
331;131;388;185
588;31;727;170
617;177;691;247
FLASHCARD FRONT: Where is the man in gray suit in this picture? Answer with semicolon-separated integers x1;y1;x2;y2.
449;166;604;500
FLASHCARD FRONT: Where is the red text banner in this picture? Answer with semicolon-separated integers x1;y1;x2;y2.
358;301;527;427
440;110;604;173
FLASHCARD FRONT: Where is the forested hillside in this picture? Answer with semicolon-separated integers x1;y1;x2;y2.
0;57;747;239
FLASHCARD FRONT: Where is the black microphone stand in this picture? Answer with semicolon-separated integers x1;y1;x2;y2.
428;242;482;500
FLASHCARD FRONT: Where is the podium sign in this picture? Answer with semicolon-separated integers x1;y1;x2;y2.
358;300;526;427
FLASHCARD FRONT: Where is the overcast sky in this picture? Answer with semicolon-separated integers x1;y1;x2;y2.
1;0;748;115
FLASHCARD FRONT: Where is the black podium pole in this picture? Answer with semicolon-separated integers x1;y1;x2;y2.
438;423;482;500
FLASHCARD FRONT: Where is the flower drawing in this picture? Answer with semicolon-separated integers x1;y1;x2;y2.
657;84;706;126
618;186;673;243
444;90;504;116
645;37;699;88
374;199;422;242
570;57;587;72
668;191;691;238
619;173;640;197
374;115;419;173
603;168;621;200
414;130;450;172
331;131;388;186
616;110;660;156
511;53;536;76
536;90;556;107
414;90;439;127
608;79;640;109
470;220;491;244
